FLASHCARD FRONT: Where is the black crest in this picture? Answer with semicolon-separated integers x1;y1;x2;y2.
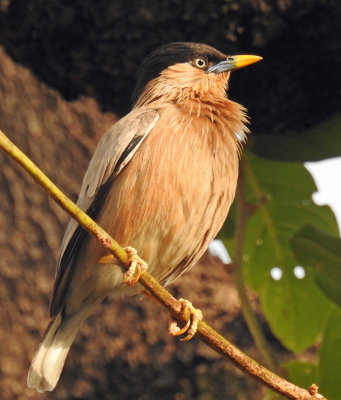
131;42;227;105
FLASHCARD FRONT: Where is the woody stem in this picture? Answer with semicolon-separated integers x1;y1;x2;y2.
232;162;279;373
0;129;325;400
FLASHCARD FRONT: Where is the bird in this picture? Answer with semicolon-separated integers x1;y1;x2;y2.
27;42;261;392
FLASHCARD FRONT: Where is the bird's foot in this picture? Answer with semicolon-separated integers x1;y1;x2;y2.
124;246;147;286
98;254;116;264
168;299;203;341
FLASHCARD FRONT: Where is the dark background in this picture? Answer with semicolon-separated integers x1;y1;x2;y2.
1;0;340;137
0;1;340;399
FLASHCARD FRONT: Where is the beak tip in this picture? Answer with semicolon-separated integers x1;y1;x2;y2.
233;54;263;70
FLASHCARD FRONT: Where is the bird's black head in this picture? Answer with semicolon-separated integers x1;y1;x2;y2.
131;42;228;105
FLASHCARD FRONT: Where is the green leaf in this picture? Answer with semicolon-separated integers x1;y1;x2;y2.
319;307;341;400
241;152;338;289
225;152;338;353
260;264;331;353
262;390;286;400
217;201;236;241
291;225;341;308
251;113;341;162
282;361;317;391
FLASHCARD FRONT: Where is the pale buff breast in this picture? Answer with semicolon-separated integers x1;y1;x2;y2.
67;103;241;309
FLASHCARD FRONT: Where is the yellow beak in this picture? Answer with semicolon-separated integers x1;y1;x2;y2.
206;55;262;74
230;55;263;69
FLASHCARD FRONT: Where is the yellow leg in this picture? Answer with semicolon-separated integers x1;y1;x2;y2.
124;246;148;286
168;299;203;341
97;254;116;264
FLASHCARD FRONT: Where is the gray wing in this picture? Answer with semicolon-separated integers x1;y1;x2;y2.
50;107;159;316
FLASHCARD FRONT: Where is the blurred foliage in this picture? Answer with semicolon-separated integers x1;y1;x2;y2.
292;225;341;308
282;361;317;392
221;150;341;398
318;307;341;400
250;114;341;162
223;152;338;352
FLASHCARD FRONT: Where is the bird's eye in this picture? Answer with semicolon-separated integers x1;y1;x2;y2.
193;58;208;69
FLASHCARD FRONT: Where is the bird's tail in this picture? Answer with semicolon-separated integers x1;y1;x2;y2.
27;306;91;392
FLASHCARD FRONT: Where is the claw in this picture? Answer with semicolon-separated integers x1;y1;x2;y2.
124;246;148;286
168;299;203;341
169;319;191;336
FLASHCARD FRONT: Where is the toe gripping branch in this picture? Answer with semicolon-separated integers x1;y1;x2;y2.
108;246;202;341
168;299;203;341
102;247;201;341
124;246;148;286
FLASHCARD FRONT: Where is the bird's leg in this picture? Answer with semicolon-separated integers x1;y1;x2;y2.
124;246;148;286
168;299;203;341
98;247;147;286
97;254;116;264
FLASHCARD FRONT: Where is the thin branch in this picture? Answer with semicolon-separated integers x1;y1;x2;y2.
232;162;278;373
0;129;326;400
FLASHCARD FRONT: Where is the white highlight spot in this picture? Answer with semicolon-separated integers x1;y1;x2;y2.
235;130;246;143
294;265;306;279
270;267;283;280
209;240;231;264
306;158;341;234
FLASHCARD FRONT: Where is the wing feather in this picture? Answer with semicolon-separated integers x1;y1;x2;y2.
50;107;159;316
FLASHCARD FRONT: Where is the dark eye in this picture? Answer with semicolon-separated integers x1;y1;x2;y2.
193;58;208;69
